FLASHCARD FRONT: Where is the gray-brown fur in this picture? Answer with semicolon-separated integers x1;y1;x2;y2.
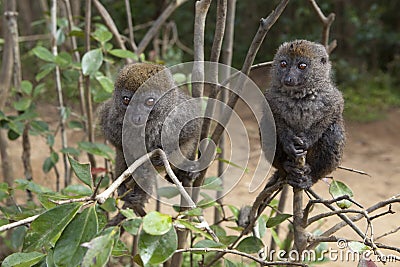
262;40;345;189
99;63;200;215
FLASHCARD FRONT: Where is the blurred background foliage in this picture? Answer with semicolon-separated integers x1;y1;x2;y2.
2;0;400;121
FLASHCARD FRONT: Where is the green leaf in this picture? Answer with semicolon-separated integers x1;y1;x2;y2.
99;198;116;213
32;46;55;62
38;193;59;209
224;259;237;267
193;239;225;253
68;156;92;188
202;176;223;191
122;218;142;236
112;239;129;257
10;226;28;251
157;186;180;199
62;184;92;196
109;49;138;59
219;235;238;246
54;51;71;68
2;251;45;267
217;158;249;172
120;209;136;220
21;80;33;95
15;179;52;194
228;205;240;220
265;213;292;228
142;211;172;235
95;75;114;93
92;28;113;43
56;28;65;45
175;219;213;240
30;120;49;134
197;193;218;208
82;49;103;76
7;129;20;140
68;120;84;129
329;180;354;209
235;236;264;254
173;73;187;84
32;84;45;99
23;202;82;252
35;63;55;81
138;227;177;265
54;206;98;267
93;89;112;103
45;249;55;267
78;142;114;160
45;134;55;147
42;152;59;173
182;207;203;216
257;214;268;238
13;98;32;111
81;227;119;267
60;147;80;156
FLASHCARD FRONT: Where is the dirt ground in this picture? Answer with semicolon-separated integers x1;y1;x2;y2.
2;98;400;266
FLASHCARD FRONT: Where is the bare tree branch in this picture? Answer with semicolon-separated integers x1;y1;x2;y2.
191;0;211;98
136;0;188;56
0;215;39;232
92;0;132;64
63;0;86;130
214;0;236;224
338;165;371;176
308;0;337;53
124;0;137;51
199;0;227;148
0;2;16;191
51;0;70;188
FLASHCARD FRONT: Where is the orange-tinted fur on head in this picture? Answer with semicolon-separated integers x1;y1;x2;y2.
114;63;170;92
278;39;327;59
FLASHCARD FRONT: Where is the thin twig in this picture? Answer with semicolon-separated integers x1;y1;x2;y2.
199;0;227;150
0;215;39;232
214;0;236;224
51;0;70;188
191;0;211;99
305;190;400;262
303;195;363;224
338;165;371;176
136;0;188;56
369;204;395;221
306;189;367;241
124;0;137;51
307;209;370;225
62;0;86;131
83;0;97;170
308;0;337;53
376;225;400;241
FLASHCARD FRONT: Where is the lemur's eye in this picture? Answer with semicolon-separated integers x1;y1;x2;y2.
298;62;307;70
122;96;131;106
145;97;155;106
280;60;287;68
